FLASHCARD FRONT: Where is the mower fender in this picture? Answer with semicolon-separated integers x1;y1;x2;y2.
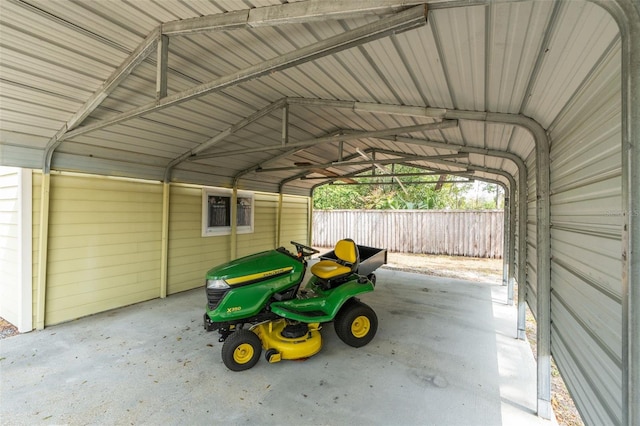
270;278;374;323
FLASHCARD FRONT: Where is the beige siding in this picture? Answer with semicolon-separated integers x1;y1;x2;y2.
167;185;231;294
0;168;21;323
279;196;310;248
45;174;163;325
237;193;279;258
29;175;311;322
167;188;310;294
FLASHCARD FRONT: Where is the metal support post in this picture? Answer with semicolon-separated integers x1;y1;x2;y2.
156;34;169;100
160;182;170;298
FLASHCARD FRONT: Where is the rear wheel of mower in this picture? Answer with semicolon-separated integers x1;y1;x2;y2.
334;301;378;348
221;330;262;371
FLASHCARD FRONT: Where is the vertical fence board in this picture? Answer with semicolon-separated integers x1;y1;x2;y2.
313;210;503;258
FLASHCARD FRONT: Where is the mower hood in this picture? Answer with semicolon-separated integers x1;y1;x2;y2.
206;249;303;286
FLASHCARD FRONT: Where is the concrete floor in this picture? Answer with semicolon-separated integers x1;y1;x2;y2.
1;269;556;426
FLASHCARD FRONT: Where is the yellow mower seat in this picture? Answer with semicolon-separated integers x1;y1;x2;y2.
311;239;359;280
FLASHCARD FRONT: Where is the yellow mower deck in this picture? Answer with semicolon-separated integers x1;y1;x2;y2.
253;319;322;362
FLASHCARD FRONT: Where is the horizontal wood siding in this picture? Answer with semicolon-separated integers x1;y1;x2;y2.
237;193;278;258
167;185;231;294
45;174;162;325
27;176;311;323
280;196;309;248
168;189;310;292
313;210;503;258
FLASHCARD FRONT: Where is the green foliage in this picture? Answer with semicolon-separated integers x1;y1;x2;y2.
313;165;500;210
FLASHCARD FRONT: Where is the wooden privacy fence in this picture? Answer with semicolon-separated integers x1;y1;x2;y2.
313;210;504;258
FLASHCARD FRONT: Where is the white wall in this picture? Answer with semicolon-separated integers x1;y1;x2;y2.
0;167;32;332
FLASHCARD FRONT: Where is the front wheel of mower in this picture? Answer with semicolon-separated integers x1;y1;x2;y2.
335;301;378;348
221;330;262;371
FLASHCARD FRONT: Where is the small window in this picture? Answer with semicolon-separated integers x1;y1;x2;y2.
202;187;254;236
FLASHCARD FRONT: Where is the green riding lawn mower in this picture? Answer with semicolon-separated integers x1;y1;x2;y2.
203;239;387;371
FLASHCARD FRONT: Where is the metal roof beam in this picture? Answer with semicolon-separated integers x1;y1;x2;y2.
384;135;524;166
309;159;512;192
164;98;286;182
301;170;472;180
162;1;426;35
287;97;446;118
254;153;467;173
233;98;463;180
355;148;408;194
200;120;457;160
279;147;466;187
329;179;472;186
156;34;169;100
42;27;161;172
60;6;428;142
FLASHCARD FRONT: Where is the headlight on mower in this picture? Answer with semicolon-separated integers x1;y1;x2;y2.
206;279;230;290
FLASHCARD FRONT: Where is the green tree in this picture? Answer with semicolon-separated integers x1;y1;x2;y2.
314;165;467;210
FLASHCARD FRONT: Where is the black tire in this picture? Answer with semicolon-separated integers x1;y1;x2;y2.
265;348;279;363
221;330;262;371
334;300;378;348
367;274;376;286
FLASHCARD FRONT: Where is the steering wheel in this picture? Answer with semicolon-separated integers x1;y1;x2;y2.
291;241;319;258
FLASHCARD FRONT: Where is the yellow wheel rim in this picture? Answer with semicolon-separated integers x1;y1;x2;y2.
233;343;255;364
351;315;371;338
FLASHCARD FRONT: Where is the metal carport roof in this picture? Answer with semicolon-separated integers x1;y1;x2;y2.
0;1;638;425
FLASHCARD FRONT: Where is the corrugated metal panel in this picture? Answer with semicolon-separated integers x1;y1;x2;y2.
1;0;548;195
430;5;486;111
486;1;554;113
522;1;619;128
548;37;622;426
387;24;453;108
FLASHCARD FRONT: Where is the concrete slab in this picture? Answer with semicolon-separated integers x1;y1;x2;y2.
1;269;556;426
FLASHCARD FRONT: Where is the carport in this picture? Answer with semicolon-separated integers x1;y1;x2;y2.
0;1;638;425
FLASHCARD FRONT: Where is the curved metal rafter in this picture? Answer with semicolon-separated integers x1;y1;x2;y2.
587;2;640;424
41;4;429;173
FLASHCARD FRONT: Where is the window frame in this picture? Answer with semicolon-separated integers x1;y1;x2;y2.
201;187;254;237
